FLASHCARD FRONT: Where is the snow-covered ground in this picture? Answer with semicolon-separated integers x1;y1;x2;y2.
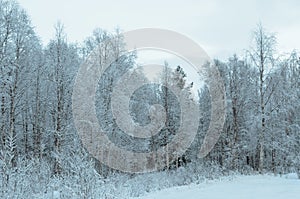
134;174;300;199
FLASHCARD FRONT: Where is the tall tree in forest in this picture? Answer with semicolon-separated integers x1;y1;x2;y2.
45;22;80;174
0;0;42;166
249;24;277;172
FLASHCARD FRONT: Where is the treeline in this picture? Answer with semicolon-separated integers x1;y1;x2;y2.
0;0;299;190
0;0;132;176
200;41;300;174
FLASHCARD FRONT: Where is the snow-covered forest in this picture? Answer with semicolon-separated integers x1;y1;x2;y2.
0;0;299;198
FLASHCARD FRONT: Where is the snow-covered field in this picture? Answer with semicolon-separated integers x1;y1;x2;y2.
134;174;300;199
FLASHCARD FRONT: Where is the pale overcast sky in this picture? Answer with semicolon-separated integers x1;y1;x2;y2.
18;0;300;60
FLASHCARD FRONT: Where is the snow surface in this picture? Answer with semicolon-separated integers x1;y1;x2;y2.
134;174;300;199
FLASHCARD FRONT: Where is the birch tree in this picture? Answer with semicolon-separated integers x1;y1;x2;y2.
249;24;277;172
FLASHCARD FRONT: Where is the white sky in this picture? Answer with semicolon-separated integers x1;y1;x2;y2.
18;0;300;61
17;0;300;95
